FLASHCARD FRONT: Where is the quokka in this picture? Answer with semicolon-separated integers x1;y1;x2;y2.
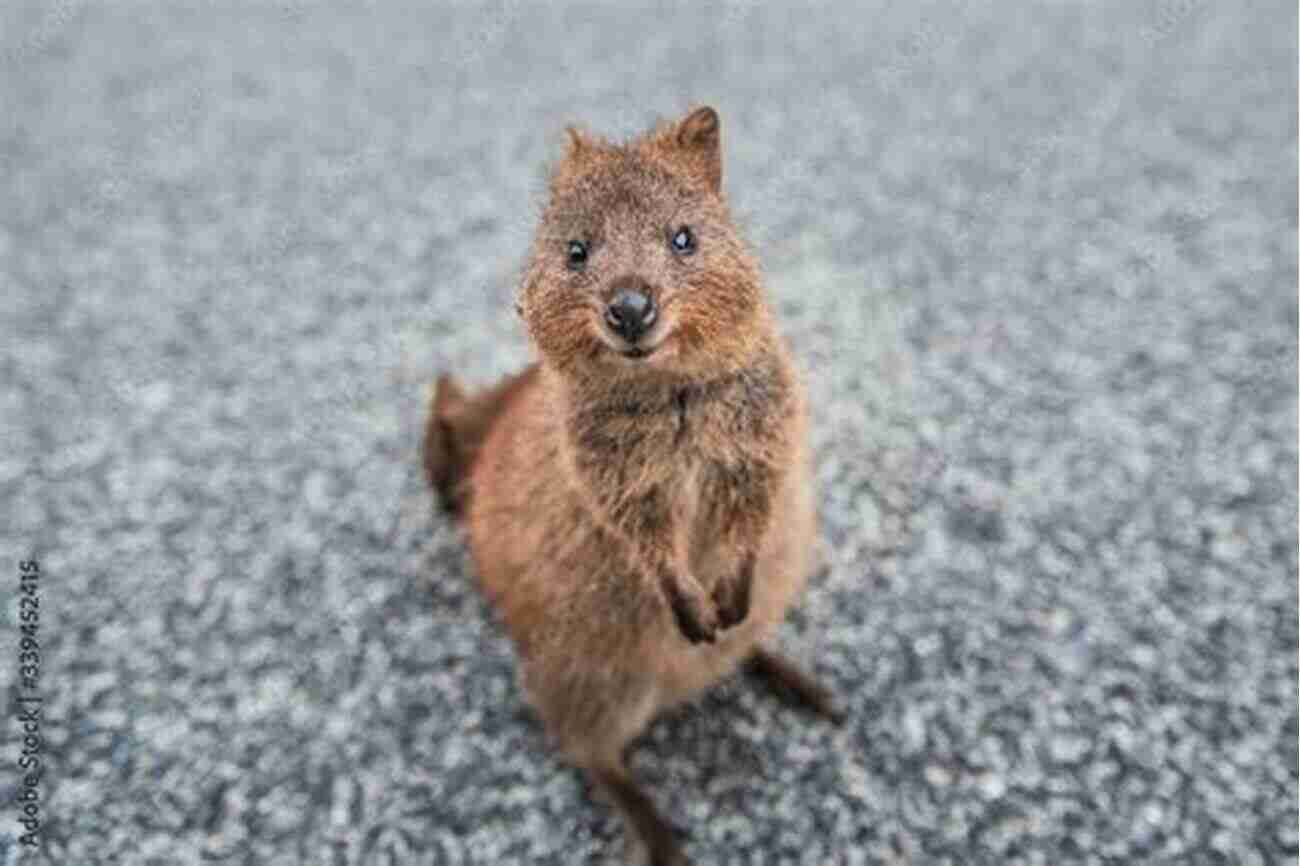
424;105;840;865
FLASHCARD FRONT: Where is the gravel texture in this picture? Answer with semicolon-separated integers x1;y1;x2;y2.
1;1;1296;864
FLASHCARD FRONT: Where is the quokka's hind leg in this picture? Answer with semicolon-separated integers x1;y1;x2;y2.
540;672;687;865
746;647;845;725
588;759;689;866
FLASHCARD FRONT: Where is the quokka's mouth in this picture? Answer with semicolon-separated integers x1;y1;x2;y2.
619;345;657;360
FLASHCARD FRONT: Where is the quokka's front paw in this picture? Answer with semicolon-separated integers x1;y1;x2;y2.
713;553;755;630
662;577;719;644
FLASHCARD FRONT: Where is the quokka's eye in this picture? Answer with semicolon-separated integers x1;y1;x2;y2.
566;240;588;271
670;226;695;255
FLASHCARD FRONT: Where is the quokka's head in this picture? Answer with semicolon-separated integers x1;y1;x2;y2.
517;106;768;381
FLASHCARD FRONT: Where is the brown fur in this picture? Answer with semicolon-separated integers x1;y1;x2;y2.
422;106;839;865
422;366;538;515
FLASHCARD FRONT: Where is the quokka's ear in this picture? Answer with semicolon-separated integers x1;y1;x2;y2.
563;124;594;158
675;106;721;193
677;105;719;149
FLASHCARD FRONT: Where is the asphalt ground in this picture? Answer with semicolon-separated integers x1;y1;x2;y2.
1;1;1296;864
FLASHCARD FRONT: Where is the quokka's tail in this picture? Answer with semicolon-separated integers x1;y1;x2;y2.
422;365;537;516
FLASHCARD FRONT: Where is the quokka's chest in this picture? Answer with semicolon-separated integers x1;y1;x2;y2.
607;403;743;475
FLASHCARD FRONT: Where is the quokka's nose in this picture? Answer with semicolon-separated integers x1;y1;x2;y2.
604;287;657;343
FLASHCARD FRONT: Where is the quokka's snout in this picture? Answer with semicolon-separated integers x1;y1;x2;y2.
602;276;658;344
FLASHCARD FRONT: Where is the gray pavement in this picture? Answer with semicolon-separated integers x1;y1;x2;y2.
1;1;1296;864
